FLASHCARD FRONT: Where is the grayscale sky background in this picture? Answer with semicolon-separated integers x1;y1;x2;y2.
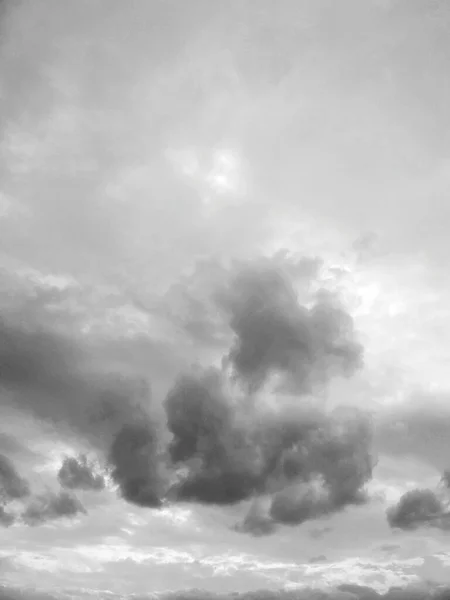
1;1;450;599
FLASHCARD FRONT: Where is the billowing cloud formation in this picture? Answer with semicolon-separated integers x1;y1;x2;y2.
21;489;86;526
166;364;374;527
57;454;105;491
217;262;363;393
387;489;450;531
0;453;30;501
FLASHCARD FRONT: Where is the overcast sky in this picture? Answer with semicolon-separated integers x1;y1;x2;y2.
2;1;450;599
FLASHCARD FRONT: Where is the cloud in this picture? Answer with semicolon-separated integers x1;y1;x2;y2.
0;250;374;531
165;360;374;527
165;367;270;505
57;454;105;491
0;314;143;446
21;489;86;526
161;256;372;524
108;422;168;508
0;305;167;512
234;497;276;537
387;488;450;531
0;453;30;501
217;261;363;393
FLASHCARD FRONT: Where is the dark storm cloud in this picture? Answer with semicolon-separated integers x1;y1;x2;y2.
21;489;86;526
216;261;363;393
0;453;30;501
57;454;105;491
387;489;450;531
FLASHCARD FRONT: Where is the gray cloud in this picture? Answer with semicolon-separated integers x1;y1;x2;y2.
161;256;370;524
57;454;105;491
21;489;86;526
0;252;371;525
165;362;374;526
234;497;276;537
0;315;139;445
387;489;450;531
0;308;166;511
0;453;30;501
217;262;363;393
165;368;266;505
108;422;168;508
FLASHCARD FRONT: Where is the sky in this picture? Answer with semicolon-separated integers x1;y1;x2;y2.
1;1;450;599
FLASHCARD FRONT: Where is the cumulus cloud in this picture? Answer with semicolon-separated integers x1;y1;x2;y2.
387;488;450;531
21;489;86;526
57;454;105;491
